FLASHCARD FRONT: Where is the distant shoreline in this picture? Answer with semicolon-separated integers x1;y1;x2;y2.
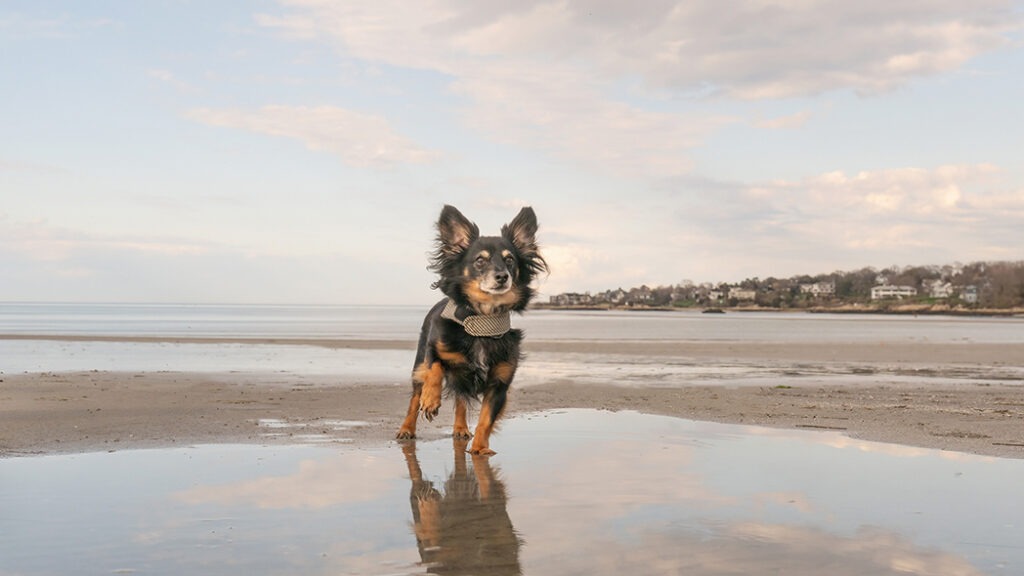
532;302;1024;317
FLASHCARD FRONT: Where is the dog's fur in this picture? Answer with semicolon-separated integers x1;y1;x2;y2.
396;205;546;454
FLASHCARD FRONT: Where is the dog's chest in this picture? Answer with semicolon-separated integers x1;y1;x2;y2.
458;338;509;386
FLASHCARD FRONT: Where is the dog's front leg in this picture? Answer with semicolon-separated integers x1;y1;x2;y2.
396;380;423;439
453;397;472;439
418;361;444;421
469;361;514;455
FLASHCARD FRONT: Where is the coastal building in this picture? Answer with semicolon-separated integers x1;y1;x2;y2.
728;287;757;301
870;285;917;300
800;281;835;296
926;280;954;299
960;285;979;304
550;292;592;306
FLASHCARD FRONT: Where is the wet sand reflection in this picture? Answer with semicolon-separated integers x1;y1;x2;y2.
402;439;522;575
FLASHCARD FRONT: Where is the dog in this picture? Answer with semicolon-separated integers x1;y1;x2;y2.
395;205;546;455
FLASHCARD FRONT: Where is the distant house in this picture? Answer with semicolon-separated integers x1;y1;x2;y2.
708;290;725;301
728;287;757;301
926;280;953;299
627;286;653;304
550;292;592;306
800;281;835;296
960;285;979;304
870;285;917;300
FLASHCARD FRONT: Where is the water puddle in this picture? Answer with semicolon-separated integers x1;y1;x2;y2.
2;410;1021;575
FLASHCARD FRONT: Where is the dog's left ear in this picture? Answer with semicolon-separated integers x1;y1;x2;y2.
502;207;539;255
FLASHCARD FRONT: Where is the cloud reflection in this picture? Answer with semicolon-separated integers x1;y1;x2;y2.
176;452;400;509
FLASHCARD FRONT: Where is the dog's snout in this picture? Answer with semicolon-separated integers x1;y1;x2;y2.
495;271;509;285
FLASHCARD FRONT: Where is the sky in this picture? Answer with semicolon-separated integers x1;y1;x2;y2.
2;1;1023;305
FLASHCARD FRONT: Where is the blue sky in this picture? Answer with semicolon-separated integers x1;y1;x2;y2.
2;1;1022;305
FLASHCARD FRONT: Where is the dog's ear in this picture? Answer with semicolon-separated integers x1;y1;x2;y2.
502;207;539;255
437;205;479;255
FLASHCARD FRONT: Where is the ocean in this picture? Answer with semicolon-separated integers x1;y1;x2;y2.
2;302;1022;385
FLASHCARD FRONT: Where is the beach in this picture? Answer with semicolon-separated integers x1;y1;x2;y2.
3;336;1022;459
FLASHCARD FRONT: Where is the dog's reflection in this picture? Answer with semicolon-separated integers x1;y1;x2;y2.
402;439;522;575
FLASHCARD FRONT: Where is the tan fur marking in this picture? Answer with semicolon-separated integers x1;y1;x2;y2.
489;361;515;384
453;397;472;439
396;391;421;438
435;341;467;365
397;362;432;438
419;361;444;420
470;400;497;455
463;281;520;314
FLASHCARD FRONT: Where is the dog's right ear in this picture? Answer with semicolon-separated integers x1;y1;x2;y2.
437;205;479;256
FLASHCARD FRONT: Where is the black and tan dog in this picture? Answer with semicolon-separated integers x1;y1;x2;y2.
396;205;546;455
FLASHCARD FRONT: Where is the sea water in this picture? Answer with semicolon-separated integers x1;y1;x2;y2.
3;302;1023;343
1;410;1020;575
2;302;1023;385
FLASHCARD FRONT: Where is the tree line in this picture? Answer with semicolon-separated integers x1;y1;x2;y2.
547;260;1024;310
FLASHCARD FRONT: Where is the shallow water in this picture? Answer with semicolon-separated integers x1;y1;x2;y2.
5;303;1024;344
5;304;1023;388
2;410;1021;575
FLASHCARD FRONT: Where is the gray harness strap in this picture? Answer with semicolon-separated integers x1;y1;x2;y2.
441;299;511;338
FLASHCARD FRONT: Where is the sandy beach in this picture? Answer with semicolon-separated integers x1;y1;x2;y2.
2;336;1022;459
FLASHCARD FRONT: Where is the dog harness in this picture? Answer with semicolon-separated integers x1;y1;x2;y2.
441;299;512;337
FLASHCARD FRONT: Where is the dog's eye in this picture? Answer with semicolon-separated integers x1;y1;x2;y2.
474;256;487;269
504;256;515;267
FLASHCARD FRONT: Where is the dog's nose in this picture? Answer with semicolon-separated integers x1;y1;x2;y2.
495;272;509;285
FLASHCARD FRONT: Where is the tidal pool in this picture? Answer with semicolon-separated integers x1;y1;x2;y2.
2;410;1021;575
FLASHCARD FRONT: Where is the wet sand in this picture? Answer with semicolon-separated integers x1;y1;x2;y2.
2;335;1023;458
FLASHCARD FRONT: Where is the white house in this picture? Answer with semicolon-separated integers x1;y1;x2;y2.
870;285;917;300
800;281;835;296
960;285;979;304
728;287;757;301
926;280;954;299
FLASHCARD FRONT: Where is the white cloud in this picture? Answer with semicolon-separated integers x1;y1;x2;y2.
755;111;812;130
601;163;1024;286
799;164;1002;217
178;453;401;509
186;105;441;167
0;12;120;38
147;68;196;93
253;1;1017;178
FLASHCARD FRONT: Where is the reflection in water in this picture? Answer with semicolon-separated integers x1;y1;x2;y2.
1;411;1021;575
402;439;522;575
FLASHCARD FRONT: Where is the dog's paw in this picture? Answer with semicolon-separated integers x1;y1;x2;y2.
395;428;415;440
419;394;441;421
468;447;496;456
452;427;473;440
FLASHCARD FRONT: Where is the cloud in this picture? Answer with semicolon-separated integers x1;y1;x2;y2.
0;157;70;176
0;214;438;304
755;111;812;130
147;69;197;94
625;1;1018;99
186;105;441;167
178;453;401;509
640;163;1024;282
253;1;1018;178
0;12;120;39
